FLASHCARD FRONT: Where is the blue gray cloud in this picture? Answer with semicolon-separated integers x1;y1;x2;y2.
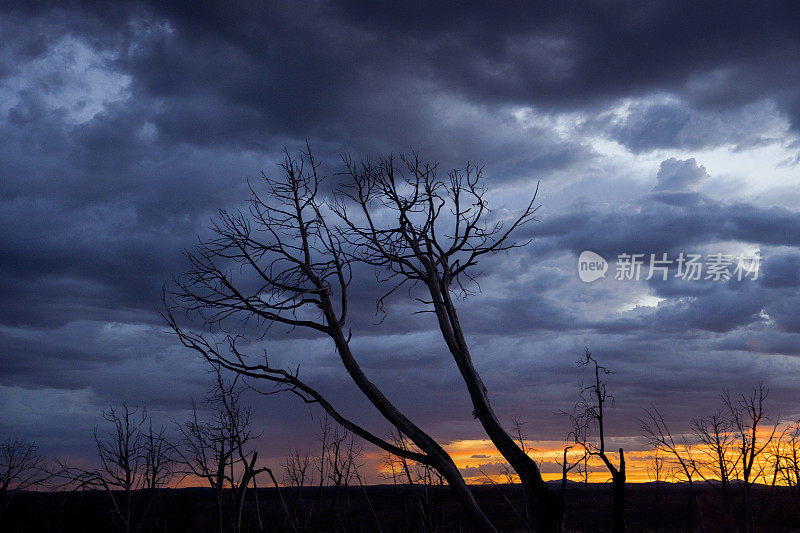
1;1;799;471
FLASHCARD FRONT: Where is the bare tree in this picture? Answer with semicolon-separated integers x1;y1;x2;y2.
567;350;626;533
692;411;737;517
175;398;231;532
283;449;312;499
381;431;449;531
332;153;560;529
143;422;174;494
163;148;501;531
555;445;583;530
641;408;702;532
174;369;286;533
722;384;779;532
140;421;176;529
645;450;666;527
774;419;800;514
283;448;312;526
0;439;50;517
57;405;148;533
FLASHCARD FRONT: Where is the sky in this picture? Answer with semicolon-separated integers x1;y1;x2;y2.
1;1;800;483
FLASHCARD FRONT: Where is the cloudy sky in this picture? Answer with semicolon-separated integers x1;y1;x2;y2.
2;1;800;481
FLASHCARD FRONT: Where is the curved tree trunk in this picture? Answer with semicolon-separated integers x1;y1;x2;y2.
323;301;497;533
427;279;558;530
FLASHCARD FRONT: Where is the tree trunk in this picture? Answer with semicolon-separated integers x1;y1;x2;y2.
323;304;497;533
611;449;626;533
428;281;558;530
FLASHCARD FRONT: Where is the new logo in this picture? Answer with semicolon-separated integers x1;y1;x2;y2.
578;251;608;282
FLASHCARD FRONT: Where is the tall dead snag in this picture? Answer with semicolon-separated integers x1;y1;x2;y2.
163;148;497;532
0;439;50;517
568;351;625;533
333;154;558;530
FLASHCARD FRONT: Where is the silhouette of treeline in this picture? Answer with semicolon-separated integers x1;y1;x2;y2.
3;364;800;531
4;148;800;532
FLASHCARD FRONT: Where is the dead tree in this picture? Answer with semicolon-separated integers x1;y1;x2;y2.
175;369;285;533
774;419;800;514
0;439;50;517
646;450;666;527
141;421;175;528
568;350;626;533
283;448;312;526
692;412;737;517
143;422;174;494
332;153;559;530
57;405;148;533
381;431;447;531
163;148;497;531
722;384;779;532
175;398;231;532
555;446;583;530
642;408;702;532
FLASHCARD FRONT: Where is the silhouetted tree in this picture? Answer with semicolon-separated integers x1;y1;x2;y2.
774;419;800;514
174;369;286;533
568;350;626;533
555;445;583;530
646;450;666;528
0;439;49;518
57;405;148;533
692;411;737;517
162;146;547;532
333;152;559;530
283;448;312;527
642;408;703;532
722;384;779;532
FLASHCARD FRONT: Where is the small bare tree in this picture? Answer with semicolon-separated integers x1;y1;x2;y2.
283;448;313;526
692;411;737;516
646;450;666;527
641;408;702;532
722;384;779;532
142;422;174;494
175;398;231;531
568;350;625;533
380;431;448;531
57;405;148;533
0;439;50;517
774;419;800;514
555;445;583;530
175;369;285;533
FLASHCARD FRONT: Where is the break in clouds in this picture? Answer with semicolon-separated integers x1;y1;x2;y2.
1;1;800;474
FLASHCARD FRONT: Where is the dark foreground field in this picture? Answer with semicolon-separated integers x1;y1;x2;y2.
3;482;800;532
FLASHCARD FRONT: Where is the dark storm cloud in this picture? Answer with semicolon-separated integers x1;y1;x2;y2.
533;192;800;260
595;99;787;153
1;0;800;468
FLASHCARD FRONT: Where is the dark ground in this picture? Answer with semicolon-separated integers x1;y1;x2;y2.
2;482;799;532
